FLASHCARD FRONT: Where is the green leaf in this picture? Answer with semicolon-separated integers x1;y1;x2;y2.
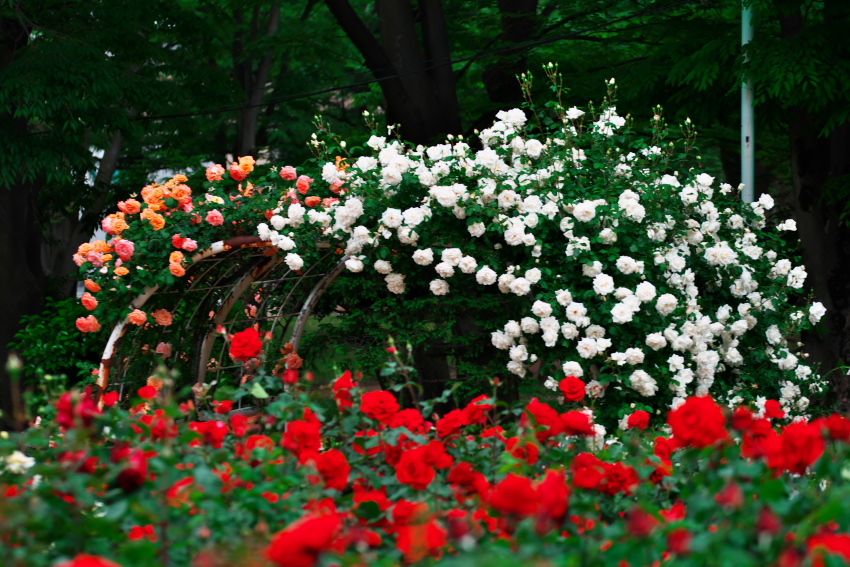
250;382;269;399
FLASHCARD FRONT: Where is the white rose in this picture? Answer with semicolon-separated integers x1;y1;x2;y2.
809;302;826;324
402;207;426;227
476;266;497;285
562;361;584;377
429;279;450;295
440;247;463;266
645;332;667;350
412;248;435;266
509;277;531;296
491;331;514;350
525;268;542;284
555;289;573;306
521;317;540;334
468;222;485;237
565;302;587;322
593;273;615;296
381;208;403;228
573;201;597;222
634;281;656;302
345;258;364;273
374;260;393;274
457;256;478;274
610;303;634;324
497;273;515;293
284;253;304;271
576;338;599;359
582;261;603;277
385;273;406;294
435;261;455;278
270;214;287;230
532;300;553;318
506;361;526;377
510;344;529;362
561;323;579;340
629;370;658;396
656;293;678;316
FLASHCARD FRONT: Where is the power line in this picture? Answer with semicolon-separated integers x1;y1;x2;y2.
137;0;701;122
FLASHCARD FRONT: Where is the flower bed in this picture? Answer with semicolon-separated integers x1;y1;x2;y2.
3;349;850;567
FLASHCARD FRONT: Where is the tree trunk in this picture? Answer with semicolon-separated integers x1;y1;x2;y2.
324;0;461;144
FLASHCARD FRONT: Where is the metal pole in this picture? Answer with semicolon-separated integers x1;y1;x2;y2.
741;2;755;203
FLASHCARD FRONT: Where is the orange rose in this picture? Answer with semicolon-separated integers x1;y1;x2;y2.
169;263;186;277
81;292;98;310
141;208;156;220
149;214;166;231
147;376;164;391
84;279;101;293
114;266;130;276
152;309;173;326
173;174;188;183
92;240;112;253
169;251;184;264
238;155;255;174
304;196;321;207
118;199;142;215
171;184;191;201
101;254;113;262
142;185;164;205
128;309;148;326
77;242;95;255
110;217;129;234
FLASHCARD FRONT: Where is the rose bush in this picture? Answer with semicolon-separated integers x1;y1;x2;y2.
71;72;822;426
3;348;850;567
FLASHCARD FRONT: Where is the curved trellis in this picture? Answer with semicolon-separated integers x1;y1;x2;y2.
96;236;348;402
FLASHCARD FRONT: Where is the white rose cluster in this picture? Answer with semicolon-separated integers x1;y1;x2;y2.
255;92;821;420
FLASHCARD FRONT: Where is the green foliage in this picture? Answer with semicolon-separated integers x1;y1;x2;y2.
10;296;100;384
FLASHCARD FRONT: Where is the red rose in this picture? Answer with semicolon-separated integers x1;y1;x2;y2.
599;461;639;496
668;396;728;448
741;418;777;459
668;528;693;555
421;440;454;469
56;388;101;431
213;400;235;414
266;513;341;567
506;437;539;465
808;533;850;566
189;420;230;448
313;449;351;491
282;420;322;456
488;473;538;517
396;518;448;563
463;395;494;425
731;406;755;432
765;421;825;475
627;410;651;430
111;445;149;492
56;555;124;567
395;447;436;490
561;410;594;436
559;376;586;402
818;414;850;441
436;409;469;439
535;469;570;534
360;391;400;423
764;399;786;419
570;452;606;490
390;408;430;434
229;327;263;361
627;506;659;538
523;398;562;441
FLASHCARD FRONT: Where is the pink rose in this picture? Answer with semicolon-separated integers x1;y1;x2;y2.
114;239;135;262
279;166;297;181
101;217;117;235
296;175;313;195
80;292;98;311
229;163;248;181
206;209;224;226
171;234;186;248
85;251;104;267
75;315;101;333
181;238;198;252
206;164;225;182
155;342;172;358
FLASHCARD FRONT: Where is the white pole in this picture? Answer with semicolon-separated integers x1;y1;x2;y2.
741;3;755;203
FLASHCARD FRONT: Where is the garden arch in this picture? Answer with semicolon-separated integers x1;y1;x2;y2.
96;235;348;402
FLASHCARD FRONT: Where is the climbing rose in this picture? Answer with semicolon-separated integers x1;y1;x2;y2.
206;209;224;226
81;292;98;311
279;166;297;181
75;315;101;333
205;164;225;182
627;410;651;430
230;328;263;361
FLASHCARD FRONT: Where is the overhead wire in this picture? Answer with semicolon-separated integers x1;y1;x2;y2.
137;0;701;122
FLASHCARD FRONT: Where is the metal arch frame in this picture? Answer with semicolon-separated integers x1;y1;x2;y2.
96;235;350;402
